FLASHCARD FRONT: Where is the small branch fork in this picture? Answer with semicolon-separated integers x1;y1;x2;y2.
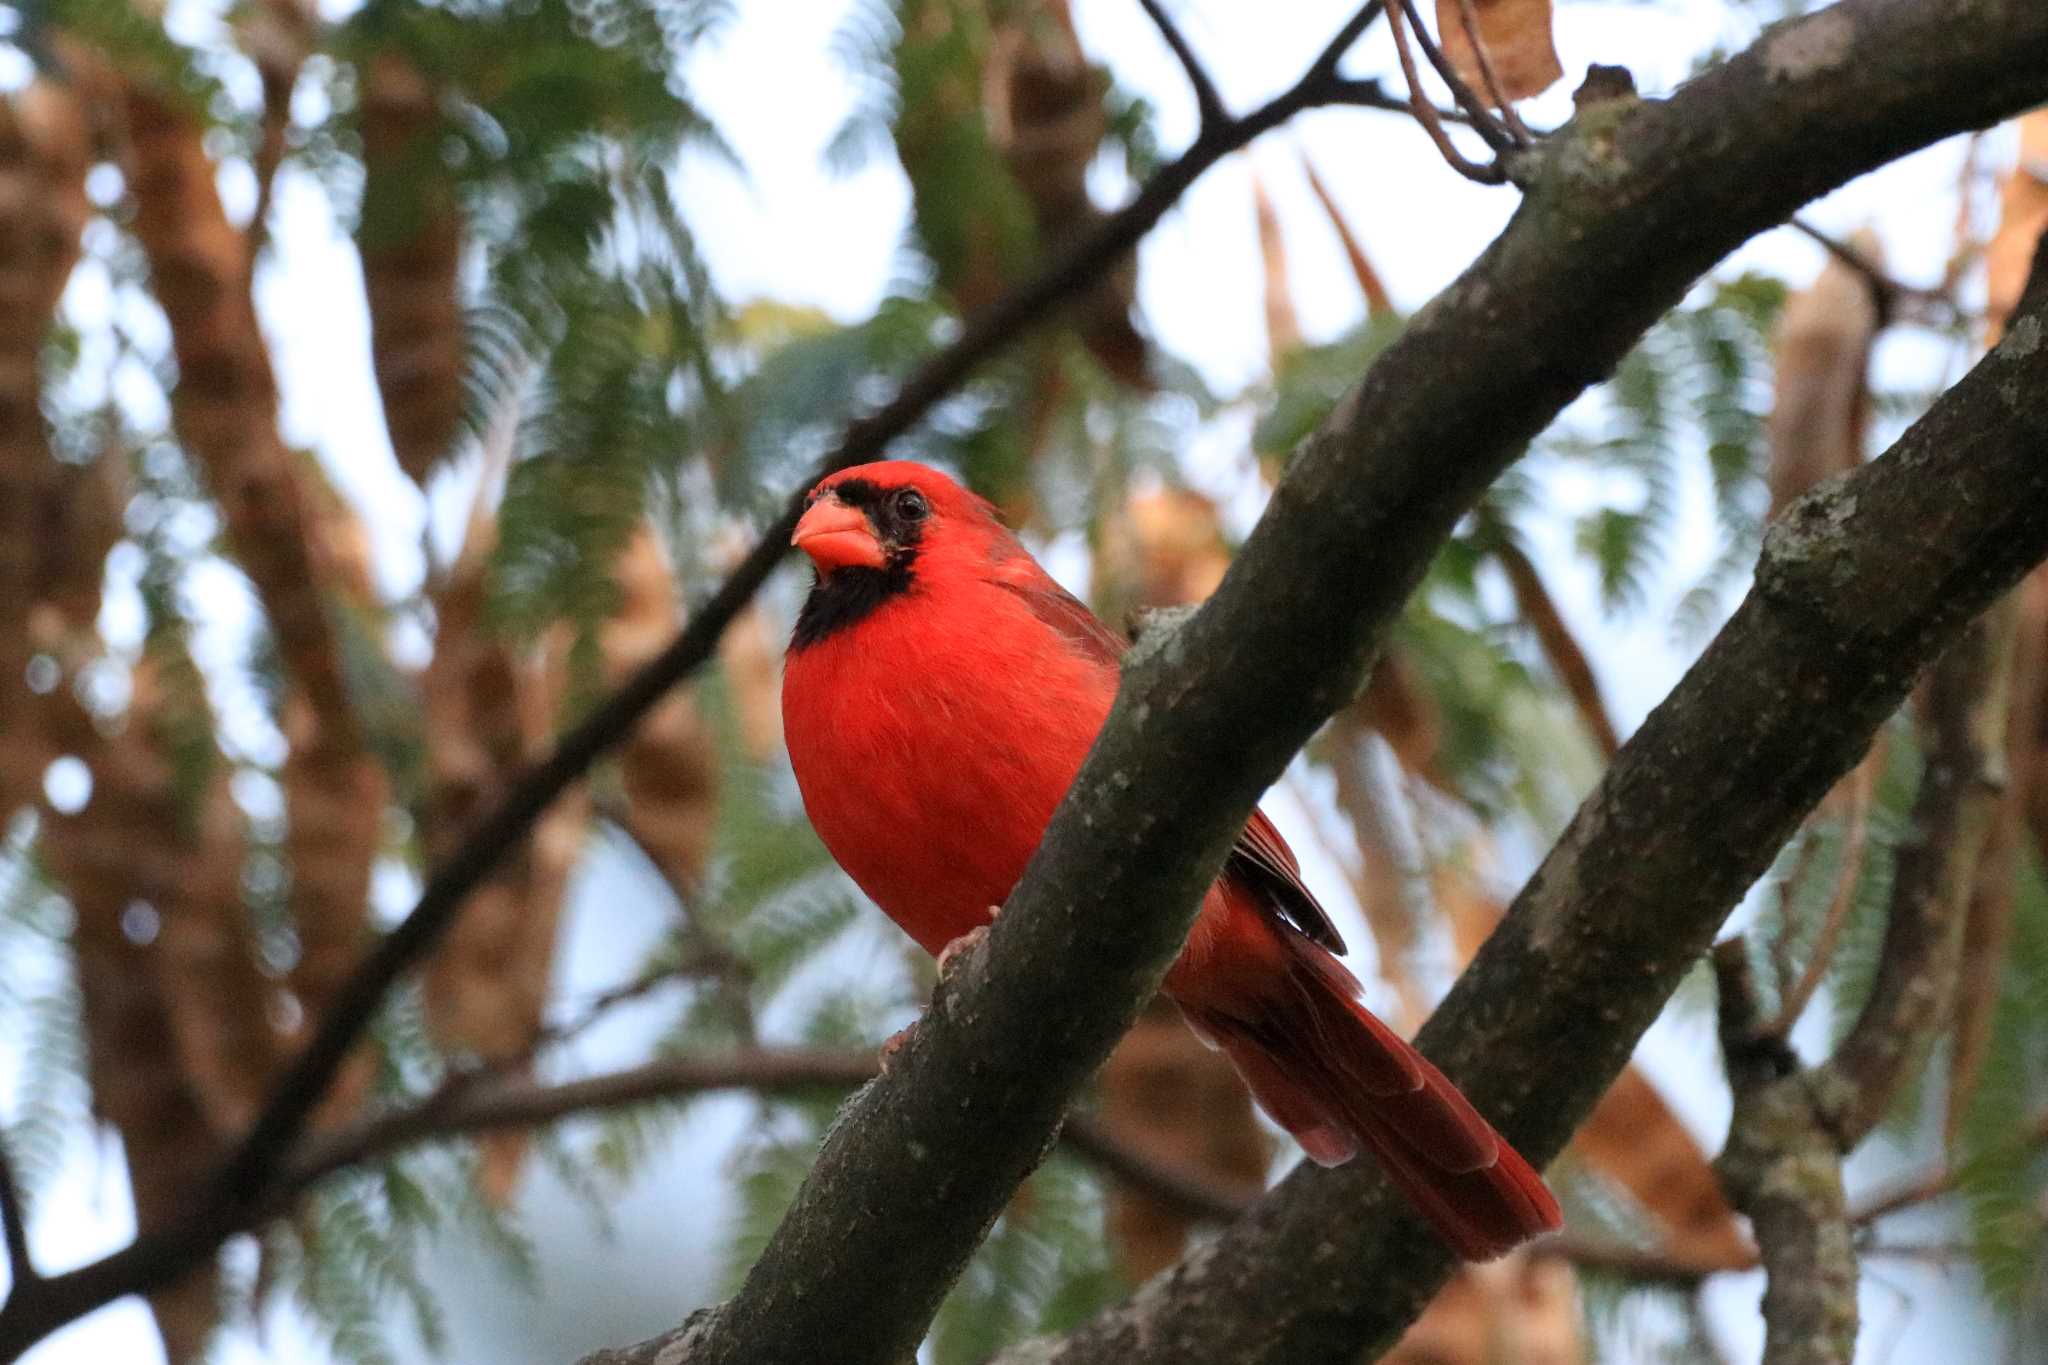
0;4;1423;1358
1713;611;2003;1365
1382;0;1532;185
1788;218;1972;329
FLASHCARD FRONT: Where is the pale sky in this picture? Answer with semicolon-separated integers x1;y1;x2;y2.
2;1;2015;1361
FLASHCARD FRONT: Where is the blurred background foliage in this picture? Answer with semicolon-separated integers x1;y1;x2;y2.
0;0;2044;1362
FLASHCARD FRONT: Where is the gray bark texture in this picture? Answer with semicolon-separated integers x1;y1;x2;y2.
586;1;2048;1362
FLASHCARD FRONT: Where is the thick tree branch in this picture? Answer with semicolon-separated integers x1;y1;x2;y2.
1816;622;2002;1146
1713;944;1859;1365
997;248;2048;1365
0;10;1410;1356
1715;607;2003;1365
574;4;2048;1364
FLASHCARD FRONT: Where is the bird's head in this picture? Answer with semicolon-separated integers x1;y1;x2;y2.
788;461;1000;649
792;461;992;578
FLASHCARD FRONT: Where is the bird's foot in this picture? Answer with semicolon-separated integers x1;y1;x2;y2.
877;1024;914;1075
935;907;1000;979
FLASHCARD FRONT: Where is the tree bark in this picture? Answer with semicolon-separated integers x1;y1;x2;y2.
593;3;2048;1363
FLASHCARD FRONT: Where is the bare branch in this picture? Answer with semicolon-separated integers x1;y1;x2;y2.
1137;0;1228;133
1817;615;2004;1146
280;1049;1255;1244
1397;0;1515;154
1712;942;1860;1365
1852;1108;2048;1226
1384;0;1507;183
1787;217;1966;328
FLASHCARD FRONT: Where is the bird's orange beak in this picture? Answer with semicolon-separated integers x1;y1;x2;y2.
792;495;886;573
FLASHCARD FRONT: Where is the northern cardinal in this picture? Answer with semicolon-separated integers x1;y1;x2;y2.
780;461;1560;1259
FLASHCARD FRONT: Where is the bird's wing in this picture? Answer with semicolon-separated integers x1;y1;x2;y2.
985;534;1346;956
986;540;1130;666
1226;808;1348;955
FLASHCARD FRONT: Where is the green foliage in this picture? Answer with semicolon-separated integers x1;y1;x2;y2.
1541;273;1785;628
1250;313;1406;461
927;1156;1122;1364
261;1143;535;1365
0;842;90;1207
1954;846;2048;1317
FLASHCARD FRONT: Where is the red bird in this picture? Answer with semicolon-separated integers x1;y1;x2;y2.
780;460;1560;1260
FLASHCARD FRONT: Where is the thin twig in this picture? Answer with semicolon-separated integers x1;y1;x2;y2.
284;1047;1252;1230
1852;1108;2048;1226
0;1137;35;1290
1787;218;1964;327
1397;0;1515;154
1137;0;1227;133
1766;762;1875;1037
1383;0;1506;183
1326;76;1473;125
1452;0;1534;144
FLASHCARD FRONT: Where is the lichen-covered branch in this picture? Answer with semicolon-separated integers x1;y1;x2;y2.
1713;945;1858;1365
0;10;1429;1356
576;4;2048;1363
1712;592;2006;1365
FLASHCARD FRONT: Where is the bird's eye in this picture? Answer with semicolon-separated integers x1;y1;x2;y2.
893;488;930;523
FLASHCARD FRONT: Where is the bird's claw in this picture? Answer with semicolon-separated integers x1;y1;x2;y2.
935;907;1000;979
877;1024;914;1075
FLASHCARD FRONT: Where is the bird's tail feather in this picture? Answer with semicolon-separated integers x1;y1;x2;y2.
1187;942;1561;1261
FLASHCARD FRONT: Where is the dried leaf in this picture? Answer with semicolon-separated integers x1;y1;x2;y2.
1434;0;1563;105
605;526;719;899
1252;169;1303;370
119;82;360;743
718;600;786;761
1299;154;1394;320
1386;1255;1583;1365
38;692;276;1362
358;49;465;487
1985;110;2048;344
1575;1069;1753;1271
0;79;93;816
281;699;389;1123
1489;532;1619;759
897;0;1144;386
1358;649;1455;795
1950;575;2048;1139
1116;487;1232;609
420;515;590;1199
1766;231;1884;517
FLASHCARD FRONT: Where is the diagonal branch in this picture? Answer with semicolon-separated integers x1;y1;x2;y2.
998;252;2048;1365
0;6;1409;1358
281;1047;1250;1229
577;4;2048;1364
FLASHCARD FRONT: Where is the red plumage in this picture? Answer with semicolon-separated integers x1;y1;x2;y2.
780;460;1560;1260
